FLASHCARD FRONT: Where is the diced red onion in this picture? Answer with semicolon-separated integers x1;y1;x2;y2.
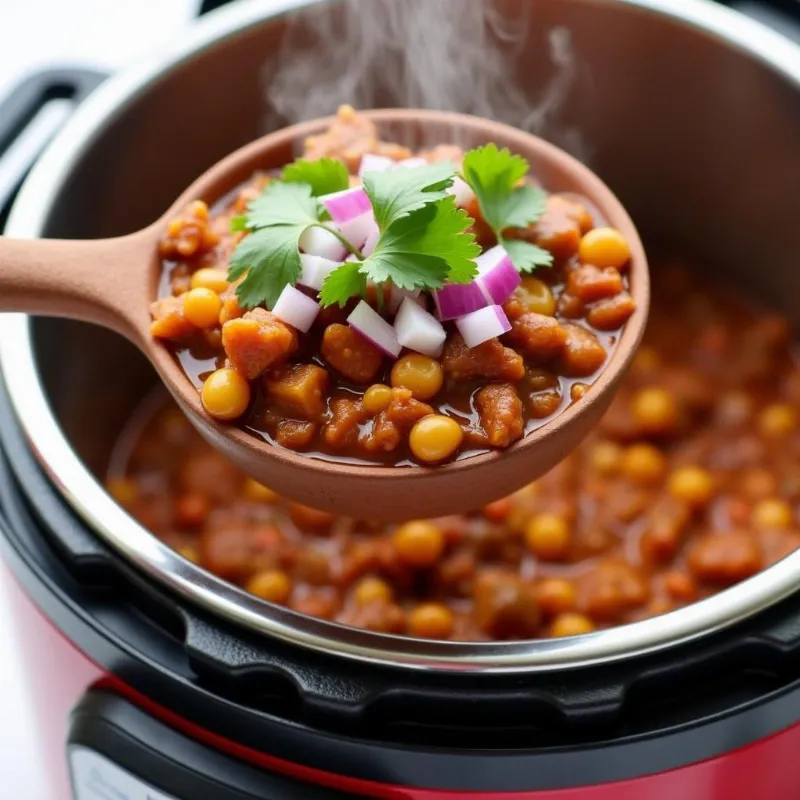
448;176;475;208
477;248;521;305
475;244;507;274
322;186;373;223
298;254;340;291
455;305;512;348
399;157;428;169
299;225;347;261
362;224;380;257
433;281;487;320
272;284;320;333
394;297;446;358
339;211;377;249
359;154;394;177
347;300;401;358
388;285;422;314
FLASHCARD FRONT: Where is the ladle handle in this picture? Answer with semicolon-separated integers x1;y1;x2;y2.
0;229;157;344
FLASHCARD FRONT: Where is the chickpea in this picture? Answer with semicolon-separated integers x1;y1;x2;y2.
190;268;229;293
525;513;571;560
483;497;513;523
752;498;793;530
391;355;444;401
246;570;292;604
354;576;393;606
621;443;667;486
519;277;556;316
669;465;714;508
536;578;577;617
409;415;463;463
201;368;251;420
106;477;137;508
183;287;222;329
244;479;279;504
393;521;446;568
570;383;590;403
759;403;797;438
363;383;394;414
590;440;622;475
551;612;595;638
631;386;679;435
579;227;631;270
408;603;455;639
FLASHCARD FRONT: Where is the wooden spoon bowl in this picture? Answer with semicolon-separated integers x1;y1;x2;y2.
0;109;648;521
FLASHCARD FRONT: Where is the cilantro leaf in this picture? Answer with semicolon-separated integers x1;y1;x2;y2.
282;158;349;197
462;144;549;270
228;182;322;309
246;181;320;229
501;237;554;272
363;161;455;232
319;262;367;308
359;197;479;292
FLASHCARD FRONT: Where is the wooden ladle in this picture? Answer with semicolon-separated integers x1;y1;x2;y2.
0;110;648;521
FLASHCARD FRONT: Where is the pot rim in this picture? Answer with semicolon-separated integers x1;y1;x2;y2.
1;0;799;674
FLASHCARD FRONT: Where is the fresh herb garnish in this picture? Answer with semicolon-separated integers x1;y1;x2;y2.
461;143;552;272
282;157;350;197
229;182;329;310
228;143;551;311
362;161;455;231
322;197;479;308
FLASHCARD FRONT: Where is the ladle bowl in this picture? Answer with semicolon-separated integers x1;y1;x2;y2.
0;109;648;520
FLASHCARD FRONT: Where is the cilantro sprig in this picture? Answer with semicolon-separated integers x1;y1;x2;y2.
227;143;553;311
461;144;552;272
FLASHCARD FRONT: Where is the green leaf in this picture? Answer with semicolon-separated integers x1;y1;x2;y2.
282;158;349;197
228;182;324;309
501;237;554;272
319;262;367;308
363;161;455;232
361;197;479;292
245;181;320;229
230;214;249;233
462;144;549;269
229;227;305;310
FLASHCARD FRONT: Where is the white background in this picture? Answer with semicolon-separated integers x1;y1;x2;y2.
0;3;198;797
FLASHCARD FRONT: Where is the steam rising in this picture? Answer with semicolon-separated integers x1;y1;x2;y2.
263;0;584;157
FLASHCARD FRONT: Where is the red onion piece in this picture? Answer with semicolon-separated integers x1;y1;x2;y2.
433;281;487;320
448;176;475;208
299;225;347;261
298;254;340;291
362;223;380;257
339;211;378;249
347;300;401;358
394;297;446;358
322;186;372;223
475;244;507;274
388;285;422;314
455;305;512;348
399;157;428;169
272;284;320;333
477;248;521;304
359;154;395;177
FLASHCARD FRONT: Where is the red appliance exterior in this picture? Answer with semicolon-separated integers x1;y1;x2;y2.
7;562;800;800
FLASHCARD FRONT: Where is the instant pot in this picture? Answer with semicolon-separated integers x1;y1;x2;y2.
1;0;800;797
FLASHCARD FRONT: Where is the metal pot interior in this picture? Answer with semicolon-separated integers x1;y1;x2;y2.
4;0;800;671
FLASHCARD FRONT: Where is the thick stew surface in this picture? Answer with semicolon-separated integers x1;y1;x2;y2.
114;257;800;641
151;107;635;467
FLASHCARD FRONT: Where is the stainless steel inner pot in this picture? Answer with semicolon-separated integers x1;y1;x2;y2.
1;0;799;673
